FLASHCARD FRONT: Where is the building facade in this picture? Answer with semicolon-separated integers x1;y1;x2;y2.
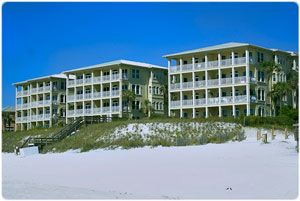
164;42;298;118
63;60;168;123
14;74;67;131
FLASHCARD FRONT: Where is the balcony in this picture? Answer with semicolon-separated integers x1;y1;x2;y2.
31;88;38;94
221;78;232;85
16;117;22;122
31;101;37;108
102;106;110;113
16;91;22;97
84;108;92;115
23;103;29;109
111;90;120;96
93;107;101;114
68;80;75;87
93;92;101;99
76;79;84;85
67;110;75;116
75;109;84;116
67;95;75;102
44;113;51;120
235;76;247;84
111;73;120;81
102;75;110;82
84;93;92;100
37;101;44;107
112;106;120;112
170;83;181;90
93;76;101;84
16;104;22;110
44;86;51;92
235;95;247;103
22;116;28;122
195;98;206;106
169;57;248;74
102;91;111;98
85;77;92;84
195;80;205;88
170;100;181;108
182;99;193;106
220;96;233;104
44;99;51;106
207;97;219;105
207;79;219;87
182;81;193;89
38;87;44;93
76;94;84;101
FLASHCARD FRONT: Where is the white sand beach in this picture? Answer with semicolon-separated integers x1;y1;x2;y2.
2;127;298;199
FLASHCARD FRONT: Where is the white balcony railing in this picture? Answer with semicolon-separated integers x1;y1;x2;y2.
31;88;38;94
182;99;193;106
76;109;84;116
235;95;247;103
85;78;92;84
112;106;120;112
102;107;110;113
207;79;219;86
76;79;84;85
31;102;37;107
93;76;101;84
207;60;218;69
195;98;206;106
23;103;29;109
102;75;110;82
221;78;233;85
84;93;92;99
102;91;110;97
220;59;232;67
44;113;51;119
181;64;193;72
44;86;51;92
17;91;22;97
111;90;120;96
76;94;84;100
235;76;247;84
182;81;193;89
84;108;92;115
170;100;181;108
170;83;181;90
44;99;51;105
234;57;246;65
67;110;75;116
38;87;44;93
93;92;101;98
23;90;29;96
170;65;181;73
16;104;22;110
220;96;233;104
93;107;101;114
68;80;75;87
67;95;75;102
207;97;219;105
37;101;44;107
194;80;205;88
111;73;120;81
194;62;205;70
31;115;37;121
37;114;44;120
22;116;28;122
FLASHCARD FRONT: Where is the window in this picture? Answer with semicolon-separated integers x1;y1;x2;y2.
132;84;141;95
103;71;110;76
257;52;264;62
132;101;140;110
156;102;159;110
183;60;188;64
77;89;83;94
77;75;83;79
273;73;276;82
183;77;188;82
85;74;91;79
149;86;152;94
85;88;91;93
235;71;239;77
122;84;128;90
85;103;91;109
103;102;109;107
195;58;199;63
132;69;140;79
103;86;110;91
122;69;128;79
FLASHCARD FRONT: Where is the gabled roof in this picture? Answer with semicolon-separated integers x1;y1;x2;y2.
63;59;167;73
2;106;15;112
13;74;67;86
163;42;298;58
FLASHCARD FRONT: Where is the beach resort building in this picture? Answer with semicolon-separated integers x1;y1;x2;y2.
14;74;67;131
165;42;298;118
63;60;167;123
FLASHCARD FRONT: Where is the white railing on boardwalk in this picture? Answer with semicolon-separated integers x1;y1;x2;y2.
44;86;51;92
76;94;83;100
195;80;205;88
112;90;120;96
76;79;83;85
68;80;75;87
194;62;205;70
102;91;110;97
170;83;181;90
207;79;219;86
220;96;233;104
102;75;110;82
93;92;101;98
170;65;180;73
221;78;233;85
93;107;101;114
93;76;101;84
84;93;92;99
195;98;206;106
207;97;219;105
102;107;110;113
44;113;51;120
235;76;247;84
67;95;75;102
234;57;246;65
235;95;247;103
221;59;232;67
170;100;181;108
84;108;92;115
207;60;218;69
182;99;193;106
112;106;120;112
182;81;193;89
181;64;193;72
85;78;92;84
111;74;120;81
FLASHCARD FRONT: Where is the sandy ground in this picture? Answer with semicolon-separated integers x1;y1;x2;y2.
2;127;298;199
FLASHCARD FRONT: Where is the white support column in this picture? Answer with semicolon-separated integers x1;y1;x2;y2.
205;107;208;118
218;87;221;104
119;68;122;118
205;55;208;68
232;105;236;117
168;59;171;117
49;81;53;127
218;68;221;86
219;106;222;117
218;53;221;67
15;86;18;131
179;58;183;71
180;91;183;118
231;52;235;65
109;69;112;81
232;67;235;84
246;50;250;116
192;57;195;70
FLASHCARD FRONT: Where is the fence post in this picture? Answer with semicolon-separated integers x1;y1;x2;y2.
271;127;275;140
284;128;288;139
257;129;261;141
262;131;268;144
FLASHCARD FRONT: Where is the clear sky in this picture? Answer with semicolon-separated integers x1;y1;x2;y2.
2;2;298;107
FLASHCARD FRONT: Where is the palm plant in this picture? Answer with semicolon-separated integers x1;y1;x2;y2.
3;112;13;131
259;61;281;84
269;82;291;115
141;99;153;117
160;85;169;113
122;90;136;118
286;69;299;108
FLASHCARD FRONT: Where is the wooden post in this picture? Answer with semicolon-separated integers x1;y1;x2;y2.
257;129;261;141
284;128;288;139
294;124;299;152
271;127;275;140
262;131;268;144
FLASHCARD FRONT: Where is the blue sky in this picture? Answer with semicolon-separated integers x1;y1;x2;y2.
2;2;298;107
